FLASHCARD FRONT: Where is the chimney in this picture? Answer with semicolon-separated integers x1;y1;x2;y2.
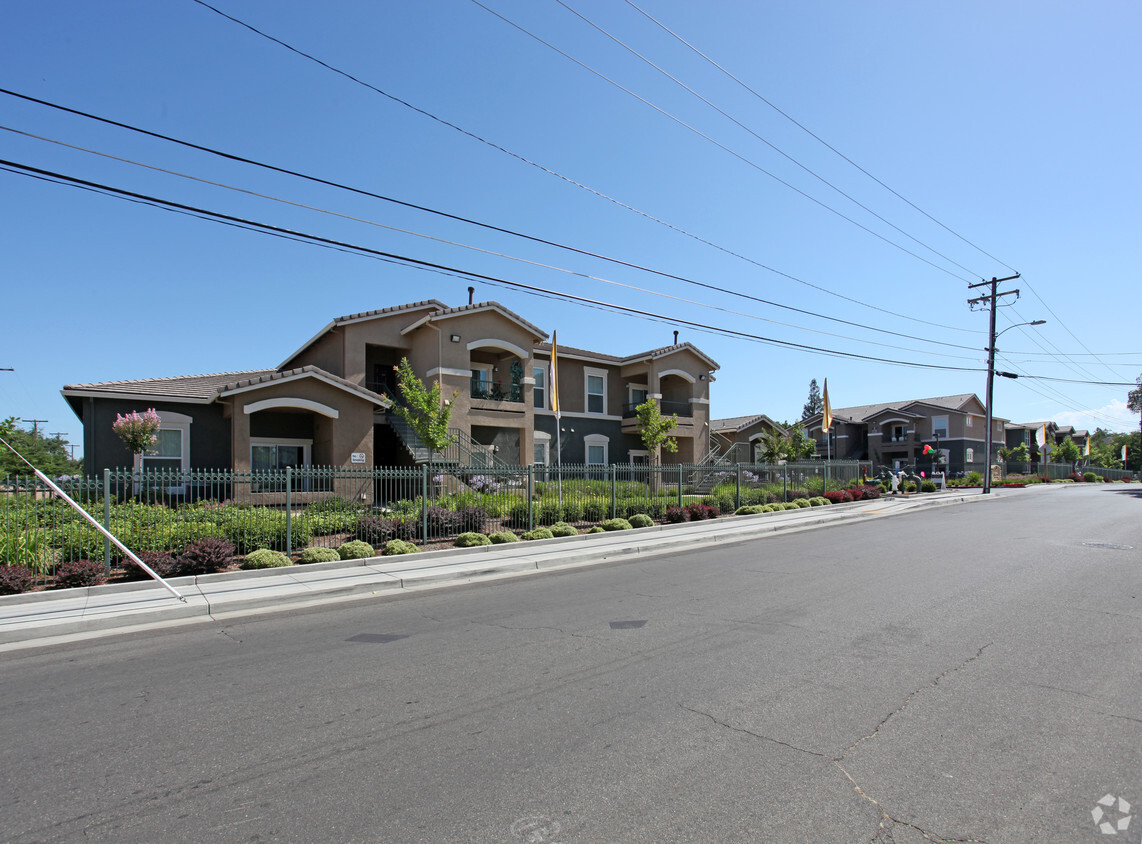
673;330;679;345
468;286;475;305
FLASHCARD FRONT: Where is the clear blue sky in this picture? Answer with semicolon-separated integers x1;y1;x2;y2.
4;1;1140;458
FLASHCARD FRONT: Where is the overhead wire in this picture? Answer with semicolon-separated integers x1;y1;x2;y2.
181;3;980;334
550;0;982;278
471;0;974;283
2;123;990;361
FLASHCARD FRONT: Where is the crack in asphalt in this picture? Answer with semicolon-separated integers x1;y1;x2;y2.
682;642;994;844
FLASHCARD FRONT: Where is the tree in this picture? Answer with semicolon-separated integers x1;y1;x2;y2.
112;408;160;470
1004;442;1030;463
1054;436;1081;467
0;417;83;477
391;358;456;454
801;379;823;421
635;398;678;465
1128;373;1142;415
758;424;817;463
786;423;818;459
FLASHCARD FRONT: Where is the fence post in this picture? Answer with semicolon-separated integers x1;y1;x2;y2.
783;464;788;502
735;464;741;510
103;468;111;570
527;464;534;532
611;464;617;519
421;464;429;544
678;464;683;508
285;466;293;555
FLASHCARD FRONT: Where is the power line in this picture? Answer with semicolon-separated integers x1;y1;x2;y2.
621;0;1015;272
0;157;995;375
550;0;982;278
471;0;974;283
4;123;989;360
178;7;980;334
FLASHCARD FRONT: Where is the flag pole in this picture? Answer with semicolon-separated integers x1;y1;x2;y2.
551;331;562;509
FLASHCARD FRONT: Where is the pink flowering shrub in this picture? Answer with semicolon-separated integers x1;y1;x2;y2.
112;408;161;456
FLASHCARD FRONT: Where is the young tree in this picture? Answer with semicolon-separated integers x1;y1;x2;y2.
391;358;456;454
635;398;678;465
786;423;818;459
801;379;823;420
1054;436;1082;467
1005;442;1031;463
0;417;83;477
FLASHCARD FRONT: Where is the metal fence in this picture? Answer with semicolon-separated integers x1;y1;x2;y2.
1;460;866;581
998;462;1136;481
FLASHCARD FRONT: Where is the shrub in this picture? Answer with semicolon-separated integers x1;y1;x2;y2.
920;480;937;493
823;490;851;504
581;497;608;522
305;495;362;515
848;487;865;502
600;518;633;531
178;537;236;575
123;551;180;580
454;532;492;547
1083;472;1098;483
488;531;520;544
0;563;37;595
548;522;579;537
559;499;584;523
54;559;108;589
382;539;419;555
810;497;829;506
791;499;811;508
628;513;654;528
298;547;341;564
356;514;416;545
734;505;766;515
664;506;689;524
585;526;605;534
337;540;376;560
521;528;554;541
242;548;292;569
858;485;881;500
224;509;310;554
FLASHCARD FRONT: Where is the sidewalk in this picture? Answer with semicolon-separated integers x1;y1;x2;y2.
0;490;988;650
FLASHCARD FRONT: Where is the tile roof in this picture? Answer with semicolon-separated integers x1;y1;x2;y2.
711;414;784;433
62;370;277;401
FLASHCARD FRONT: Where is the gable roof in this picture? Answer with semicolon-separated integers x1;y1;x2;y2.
280;300;447;368
62;366;390;419
711;414;786;434
535;340;720;370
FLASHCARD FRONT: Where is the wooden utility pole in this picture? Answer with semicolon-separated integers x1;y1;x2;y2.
968;275;1021;494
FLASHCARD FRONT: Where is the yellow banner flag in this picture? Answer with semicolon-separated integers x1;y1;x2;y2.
822;378;833;431
550;330;560;419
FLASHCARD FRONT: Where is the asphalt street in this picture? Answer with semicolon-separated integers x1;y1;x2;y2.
1;484;1139;843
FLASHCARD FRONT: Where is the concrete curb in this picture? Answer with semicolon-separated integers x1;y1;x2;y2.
0;490;994;649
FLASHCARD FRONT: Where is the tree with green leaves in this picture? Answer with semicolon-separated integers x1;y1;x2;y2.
1054;436;1081;467
0;417;83;477
758;424;817;463
786;423;818;460
801;379;823;420
391;358;456;455
635;398;678;465
1128;373;1142;415
1002;442;1030;464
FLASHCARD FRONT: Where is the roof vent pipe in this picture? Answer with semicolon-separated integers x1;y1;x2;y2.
468;286;475;305
673;330;679;345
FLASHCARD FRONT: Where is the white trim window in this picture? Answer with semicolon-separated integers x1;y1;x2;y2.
584;367;607;415
251;438;311;471
533;431;551;465
584;433;609;465
136;411;191;474
628;449;648;465
533;366;546;410
965;447;975;464
628;385;648;410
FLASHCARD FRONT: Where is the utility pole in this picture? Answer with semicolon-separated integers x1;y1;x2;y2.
50;432;67;440
26;419;48;437
968;275;1021;494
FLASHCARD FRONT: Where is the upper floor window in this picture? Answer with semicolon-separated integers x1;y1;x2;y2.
585;368;607;414
932;415;949;438
891;425;906;442
533;366;546;409
965;415;974;428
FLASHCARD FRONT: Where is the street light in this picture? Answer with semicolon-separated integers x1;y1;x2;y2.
983;319;1046;494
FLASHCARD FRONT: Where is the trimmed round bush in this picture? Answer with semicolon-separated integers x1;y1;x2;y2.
488;531;520;544
585;526;605;534
54;559;108;589
382;539;419;555
810;497;829;506
1083;472;1098;483
791;499;811;508
734;505;766;515
549;522;579;537
781;502;800;510
920;480;937;493
600;518;633;531
298;547;341;564
242;548;292;569
521;528;554;541
338;540;376;560
0;563;37;594
454;532;492;547
628;513;654;528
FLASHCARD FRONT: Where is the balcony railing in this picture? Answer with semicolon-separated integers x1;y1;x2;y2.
470;378;522;403
622;400;692;418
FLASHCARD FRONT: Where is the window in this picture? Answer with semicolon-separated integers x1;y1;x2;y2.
533;366;546;409
533;432;550;465
629;450;648;465
931;415;949;439
965;415;974;428
584;433;609;465
470;365;493;399
629;385;648;408
251;439;310;471
142;429;183;473
584;368;607;414
966;447;975;463
891;425;906;443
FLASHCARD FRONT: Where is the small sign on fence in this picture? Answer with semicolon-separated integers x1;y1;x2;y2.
351;452;366;464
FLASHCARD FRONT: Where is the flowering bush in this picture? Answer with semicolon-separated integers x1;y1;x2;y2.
112;409;161;456
468;475;503;494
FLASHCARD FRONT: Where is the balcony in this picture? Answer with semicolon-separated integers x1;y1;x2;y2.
470;378;522;403
622;400;691;418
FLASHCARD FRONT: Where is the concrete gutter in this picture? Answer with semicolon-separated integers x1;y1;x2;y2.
0;490;991;650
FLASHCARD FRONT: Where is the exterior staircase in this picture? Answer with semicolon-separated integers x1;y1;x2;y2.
386;414;507;469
